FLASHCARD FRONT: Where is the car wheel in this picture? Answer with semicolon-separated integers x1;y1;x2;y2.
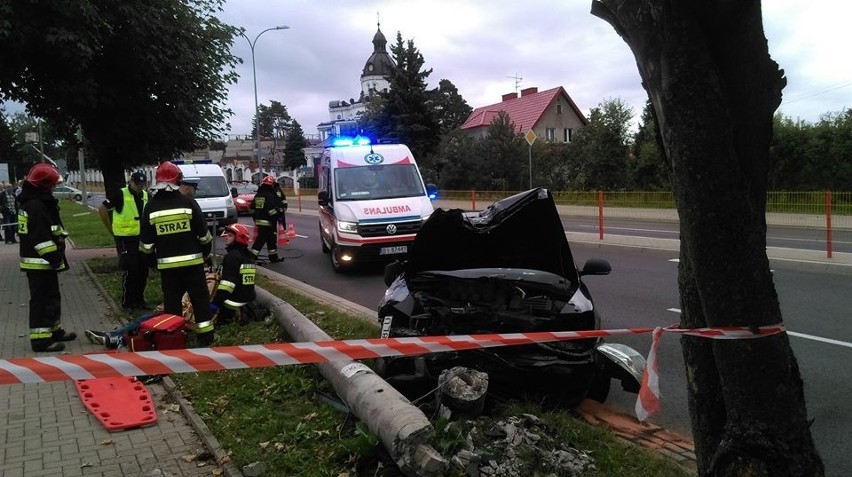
74;193;83;201
320;224;330;253
586;372;611;403
330;243;346;273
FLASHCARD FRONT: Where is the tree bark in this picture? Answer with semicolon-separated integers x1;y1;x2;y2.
592;1;823;475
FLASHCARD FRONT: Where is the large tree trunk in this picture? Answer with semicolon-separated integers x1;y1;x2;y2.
592;1;823;475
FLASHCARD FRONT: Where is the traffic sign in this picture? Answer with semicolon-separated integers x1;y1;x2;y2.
524;130;537;146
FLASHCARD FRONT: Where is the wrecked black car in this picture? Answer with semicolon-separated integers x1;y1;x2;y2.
376;188;645;407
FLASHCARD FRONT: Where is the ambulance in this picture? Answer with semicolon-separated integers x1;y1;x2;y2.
317;137;437;272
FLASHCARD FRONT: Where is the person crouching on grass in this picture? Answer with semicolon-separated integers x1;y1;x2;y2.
210;223;257;325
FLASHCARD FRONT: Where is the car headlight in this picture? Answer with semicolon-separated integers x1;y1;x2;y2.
235;198;247;205
337;221;358;233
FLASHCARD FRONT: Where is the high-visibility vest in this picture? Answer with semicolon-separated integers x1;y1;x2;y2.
113;187;149;237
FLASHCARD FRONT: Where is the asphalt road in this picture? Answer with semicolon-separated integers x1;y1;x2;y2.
255;211;851;476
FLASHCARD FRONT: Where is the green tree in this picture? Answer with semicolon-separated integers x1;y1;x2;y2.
0;0;240;196
281;120;308;171
433;129;478;188
594;1;822;475
629;100;670;189
254;100;292;140
430;79;473;135
531;142;572;190
569;97;633;190
480;111;526;190
360;32;440;160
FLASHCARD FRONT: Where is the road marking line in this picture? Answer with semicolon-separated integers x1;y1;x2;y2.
787;331;852;349
666;307;850;348
669;258;679;263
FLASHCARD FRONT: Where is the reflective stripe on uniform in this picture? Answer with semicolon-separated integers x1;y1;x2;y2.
34;240;57;255
140;242;155;253
149;208;193;222
217;280;235;293
156;253;204;269
198;230;213;244
195;320;214;333
20;257;54;270
50;225;69;237
255;219;272;226
29;325;57;339
223;299;247;310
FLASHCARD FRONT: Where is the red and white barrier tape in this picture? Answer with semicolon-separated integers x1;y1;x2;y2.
634;322;786;421
0;323;786;421
0;328;652;385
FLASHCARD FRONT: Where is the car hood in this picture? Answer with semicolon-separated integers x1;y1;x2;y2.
405;188;579;285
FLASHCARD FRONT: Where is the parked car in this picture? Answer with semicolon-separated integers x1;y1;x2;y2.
376;188;646;407
230;182;257;216
53;185;93;202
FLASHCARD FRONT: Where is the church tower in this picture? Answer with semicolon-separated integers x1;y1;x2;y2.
360;23;394;98
318;19;395;141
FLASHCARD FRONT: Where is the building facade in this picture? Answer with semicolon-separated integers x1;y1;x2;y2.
460;86;588;142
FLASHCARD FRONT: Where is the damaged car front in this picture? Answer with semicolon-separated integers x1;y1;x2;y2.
376;188;645;407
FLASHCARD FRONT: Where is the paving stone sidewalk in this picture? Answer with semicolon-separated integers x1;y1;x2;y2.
0;243;220;477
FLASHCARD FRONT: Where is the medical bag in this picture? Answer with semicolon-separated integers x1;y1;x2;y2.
124;313;187;351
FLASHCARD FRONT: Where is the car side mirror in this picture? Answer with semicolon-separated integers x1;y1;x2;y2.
426;183;439;201
318;190;329;206
579;258;611;276
230;187;238;198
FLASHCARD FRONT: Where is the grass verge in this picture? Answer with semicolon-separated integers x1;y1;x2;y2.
59;199;115;248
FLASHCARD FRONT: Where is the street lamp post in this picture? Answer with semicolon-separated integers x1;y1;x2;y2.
240;25;289;181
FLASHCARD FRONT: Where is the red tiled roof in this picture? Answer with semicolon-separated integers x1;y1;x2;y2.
460;86;587;132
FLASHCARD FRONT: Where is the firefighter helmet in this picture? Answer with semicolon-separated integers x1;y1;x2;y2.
155;162;182;185
221;223;251;246
261;175;275;187
25;163;63;189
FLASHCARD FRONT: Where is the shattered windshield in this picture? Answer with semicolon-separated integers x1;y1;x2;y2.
334;164;425;201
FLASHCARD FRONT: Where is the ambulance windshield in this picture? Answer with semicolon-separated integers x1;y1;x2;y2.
335;164;425;201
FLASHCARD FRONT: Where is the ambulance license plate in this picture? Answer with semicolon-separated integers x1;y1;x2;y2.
379;246;408;255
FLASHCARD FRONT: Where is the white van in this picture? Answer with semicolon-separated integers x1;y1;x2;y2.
317;138;437;272
173;160;238;227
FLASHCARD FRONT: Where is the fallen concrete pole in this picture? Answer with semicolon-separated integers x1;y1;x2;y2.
254;288;446;476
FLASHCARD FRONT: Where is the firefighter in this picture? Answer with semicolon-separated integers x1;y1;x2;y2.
250;175;282;263
139;162;215;346
272;180;288;228
98;170;150;311
18;163;77;352
211;223;257;325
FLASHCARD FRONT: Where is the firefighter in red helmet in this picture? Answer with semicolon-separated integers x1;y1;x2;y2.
250;175;283;263
139;161;215;346
210;223;257;325
18;163;77;352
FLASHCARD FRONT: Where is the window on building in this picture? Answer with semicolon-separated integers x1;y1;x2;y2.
556;104;563;115
546;128;555;141
564;128;573;143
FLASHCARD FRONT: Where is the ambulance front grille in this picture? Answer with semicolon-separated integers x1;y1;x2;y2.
358;220;421;237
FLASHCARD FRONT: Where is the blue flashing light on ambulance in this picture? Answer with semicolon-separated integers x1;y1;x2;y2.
317;136;438;272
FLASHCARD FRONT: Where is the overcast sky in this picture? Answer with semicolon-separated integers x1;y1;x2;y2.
218;0;852;139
